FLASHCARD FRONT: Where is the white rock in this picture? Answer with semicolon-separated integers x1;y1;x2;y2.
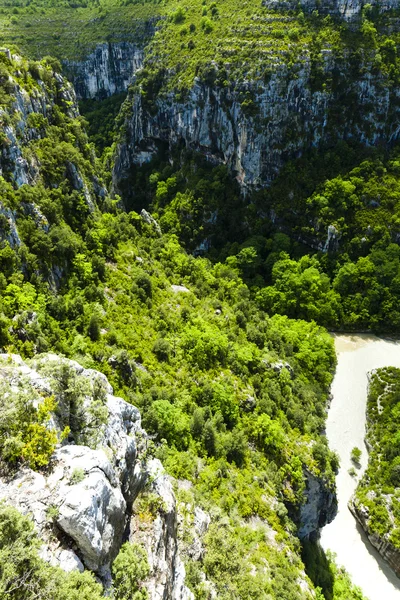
171;285;191;294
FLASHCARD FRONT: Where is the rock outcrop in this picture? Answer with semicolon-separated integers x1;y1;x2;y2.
265;0;400;21
0;61;78;188
63;42;144;100
0;354;192;598
0;353;146;574
298;468;337;539
349;496;400;576
113;51;400;194
129;460;194;600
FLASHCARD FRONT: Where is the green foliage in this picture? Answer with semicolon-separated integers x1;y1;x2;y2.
37;361;108;448
0;503;104;599
0;40;375;600
350;447;362;465
112;542;149;600
0;384;59;470
354;368;400;547
70;467;85;485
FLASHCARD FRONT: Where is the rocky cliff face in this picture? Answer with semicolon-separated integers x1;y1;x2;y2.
0;55;78;188
349;496;400;576
113;53;400;194
129;460;194;600
265;0;400;21
0;50;107;262
298;468;337;539
0;354;192;598
63;42;144;100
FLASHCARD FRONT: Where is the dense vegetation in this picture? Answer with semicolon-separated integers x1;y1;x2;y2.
119;141;400;333
0;503;149;599
2;0;400;595
353;367;400;549
0;44;369;598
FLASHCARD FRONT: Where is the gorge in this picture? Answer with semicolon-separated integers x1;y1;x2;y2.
321;336;400;599
2;0;400;598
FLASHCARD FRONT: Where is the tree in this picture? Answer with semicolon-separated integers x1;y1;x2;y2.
351;447;362;466
88;313;100;341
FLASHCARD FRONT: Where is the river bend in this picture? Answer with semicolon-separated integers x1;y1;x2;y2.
320;335;400;600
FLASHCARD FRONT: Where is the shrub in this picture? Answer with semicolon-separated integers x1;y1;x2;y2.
173;6;185;23
88;313;101;341
70;467;85;485
112;542;149;600
200;17;214;33
152;337;171;361
351;447;362;466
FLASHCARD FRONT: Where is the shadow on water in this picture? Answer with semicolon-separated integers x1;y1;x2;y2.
354;519;400;591
301;540;334;600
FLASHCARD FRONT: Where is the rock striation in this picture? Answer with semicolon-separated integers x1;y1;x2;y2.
0;63;78;188
298;468;337;539
63;42;144;100
265;0;400;21
349;496;400;576
129;460;194;600
113;52;400;194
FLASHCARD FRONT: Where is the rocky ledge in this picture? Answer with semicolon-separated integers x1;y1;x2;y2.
0;353;192;598
349;496;400;577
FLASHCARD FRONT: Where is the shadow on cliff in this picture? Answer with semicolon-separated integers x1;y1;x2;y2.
301;540;334;600
354;520;400;591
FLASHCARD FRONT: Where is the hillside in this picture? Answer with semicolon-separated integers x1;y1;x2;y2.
1;0;400;597
351;367;400;577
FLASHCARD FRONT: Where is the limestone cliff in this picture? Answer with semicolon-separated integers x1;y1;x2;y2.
113;49;400;194
63;42;144;100
298;468;337;539
0;52;78;188
266;0;400;21
0;354;192;598
349;496;400;577
0;51;105;213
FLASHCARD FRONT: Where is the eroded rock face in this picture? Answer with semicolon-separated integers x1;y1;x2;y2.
0;354;146;573
113;53;400;194
63;42;144;100
349;497;400;576
129;460;194;600
0;66;77;188
265;0;400;20
298;468;337;539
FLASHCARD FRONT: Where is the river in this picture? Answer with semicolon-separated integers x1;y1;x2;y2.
320;335;400;599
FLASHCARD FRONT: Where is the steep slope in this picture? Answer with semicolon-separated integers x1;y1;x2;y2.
350;367;400;577
113;0;400;194
0;45;366;600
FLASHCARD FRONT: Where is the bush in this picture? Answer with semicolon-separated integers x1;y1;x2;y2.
173;6;185;23
0;389;59;470
88;313;101;341
145;400;190;449
152;337;171;361
112;542;149;600
351;447;362;466
200;17;214;33
0;503;103;599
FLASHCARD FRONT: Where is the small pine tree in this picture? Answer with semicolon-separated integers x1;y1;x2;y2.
88;314;100;342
